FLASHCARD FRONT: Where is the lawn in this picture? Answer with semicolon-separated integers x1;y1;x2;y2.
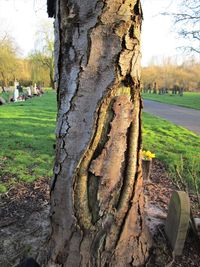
0;91;199;193
0;91;57;192
143;112;200;189
142;92;200;110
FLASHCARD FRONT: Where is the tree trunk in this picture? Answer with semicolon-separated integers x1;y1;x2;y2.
49;65;54;89
1;72;8;88
47;0;151;266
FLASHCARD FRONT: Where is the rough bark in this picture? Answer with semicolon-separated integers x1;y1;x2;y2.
47;0;151;266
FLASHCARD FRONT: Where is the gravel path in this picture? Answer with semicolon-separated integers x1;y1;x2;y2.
143;100;200;135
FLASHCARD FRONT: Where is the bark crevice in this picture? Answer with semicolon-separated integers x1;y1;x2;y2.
47;0;151;266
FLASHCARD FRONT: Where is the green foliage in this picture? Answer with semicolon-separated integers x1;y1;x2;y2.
142;92;200;110
143;112;200;189
0;91;56;189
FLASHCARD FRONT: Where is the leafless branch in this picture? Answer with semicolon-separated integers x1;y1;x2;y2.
162;0;200;55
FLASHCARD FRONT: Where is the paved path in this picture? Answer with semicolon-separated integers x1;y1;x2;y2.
143;100;200;135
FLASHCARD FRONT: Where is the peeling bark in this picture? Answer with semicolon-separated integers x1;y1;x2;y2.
47;0;151;266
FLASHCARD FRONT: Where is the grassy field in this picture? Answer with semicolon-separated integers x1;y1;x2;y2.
143;112;200;189
0;91;56;192
0;91;199;192
142;92;200;110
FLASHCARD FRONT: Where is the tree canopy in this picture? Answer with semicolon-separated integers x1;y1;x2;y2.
0;20;54;88
142;58;200;91
0;35;18;86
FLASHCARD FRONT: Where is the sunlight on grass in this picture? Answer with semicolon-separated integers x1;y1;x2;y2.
0;91;56;191
143;112;200;189
142;92;200;110
0;90;199;193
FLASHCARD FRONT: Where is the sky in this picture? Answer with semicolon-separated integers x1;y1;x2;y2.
0;0;188;66
0;0;52;55
141;0;182;65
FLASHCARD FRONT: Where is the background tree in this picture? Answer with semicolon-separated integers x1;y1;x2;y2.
29;20;54;88
142;58;200;92
28;53;52;86
0;34;18;87
46;0;151;266
163;0;200;54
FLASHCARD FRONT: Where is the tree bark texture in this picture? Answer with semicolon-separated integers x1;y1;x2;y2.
47;0;151;266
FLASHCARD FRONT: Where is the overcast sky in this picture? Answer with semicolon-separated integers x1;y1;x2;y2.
0;0;188;66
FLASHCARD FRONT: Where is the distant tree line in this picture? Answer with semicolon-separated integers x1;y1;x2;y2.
142;59;200;93
0;21;54;89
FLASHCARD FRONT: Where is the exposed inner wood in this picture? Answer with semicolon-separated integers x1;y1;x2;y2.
46;0;151;266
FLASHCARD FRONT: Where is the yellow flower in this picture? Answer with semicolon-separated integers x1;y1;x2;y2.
142;150;155;160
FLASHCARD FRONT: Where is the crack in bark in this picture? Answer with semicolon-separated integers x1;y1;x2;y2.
48;0;150;266
90;214;114;265
74;90;116;229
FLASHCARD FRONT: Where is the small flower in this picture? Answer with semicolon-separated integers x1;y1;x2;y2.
142;150;155;160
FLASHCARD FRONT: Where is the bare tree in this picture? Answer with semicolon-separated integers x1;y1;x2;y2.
46;0;151;266
30;20;54;88
163;0;200;54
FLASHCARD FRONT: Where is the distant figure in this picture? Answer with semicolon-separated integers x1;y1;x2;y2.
15;257;40;267
1;86;6;92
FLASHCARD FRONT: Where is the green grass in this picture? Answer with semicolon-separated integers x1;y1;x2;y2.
142;92;200;110
0;91;199;193
0;91;56;192
143;112;200;189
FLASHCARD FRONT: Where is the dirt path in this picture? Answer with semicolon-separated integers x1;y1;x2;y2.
143;99;200;135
